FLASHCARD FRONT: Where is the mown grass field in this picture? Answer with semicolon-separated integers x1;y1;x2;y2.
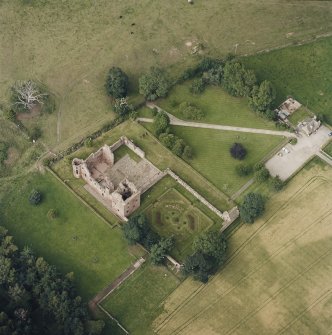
1;1;331;150
0;171;136;301
168;125;284;196
243;37;332;123
102;263;180;335
152;159;332;335
157;81;275;129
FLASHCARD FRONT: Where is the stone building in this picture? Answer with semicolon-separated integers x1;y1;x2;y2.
72;138;142;220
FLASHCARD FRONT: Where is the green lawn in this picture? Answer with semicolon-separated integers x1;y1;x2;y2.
0;172;135;301
101;263;180;335
144;188;213;261
288;106;313;126
113;144;141;163
170;125;284;196
243;37;332;124
158;81;276;129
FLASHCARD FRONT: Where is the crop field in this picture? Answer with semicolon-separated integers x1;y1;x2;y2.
151;160;332;335
243;37;332;124
1;1;332;149
170;125;284;196
158;81;275;129
145;188;213;261
0;171;136;300
102;263;181;335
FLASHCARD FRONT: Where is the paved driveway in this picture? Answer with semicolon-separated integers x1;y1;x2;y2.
265;125;331;180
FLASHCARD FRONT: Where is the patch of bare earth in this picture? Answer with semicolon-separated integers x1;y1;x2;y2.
4;147;19;167
16;103;41;121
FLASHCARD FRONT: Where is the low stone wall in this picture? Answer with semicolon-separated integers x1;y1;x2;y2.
166;169;224;220
109;138;124;151
140;170;167;194
122;136;145;158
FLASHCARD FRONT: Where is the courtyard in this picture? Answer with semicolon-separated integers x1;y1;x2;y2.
266;125;331;180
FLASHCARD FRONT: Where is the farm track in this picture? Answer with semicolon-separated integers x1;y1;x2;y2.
154;176;330;334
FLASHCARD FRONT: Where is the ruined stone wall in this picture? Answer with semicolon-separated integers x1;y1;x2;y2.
122;136;145;158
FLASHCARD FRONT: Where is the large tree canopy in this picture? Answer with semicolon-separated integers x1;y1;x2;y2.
222;61;256;97
139;67;170;101
230;142;247;160
240;192;265;223
249;80;276;114
154;111;170;136
105;66;129;99
0;227;104;335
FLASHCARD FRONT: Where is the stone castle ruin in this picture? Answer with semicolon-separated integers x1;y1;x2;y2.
73;136;239;224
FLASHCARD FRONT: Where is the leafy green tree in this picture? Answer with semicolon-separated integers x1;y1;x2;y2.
249;80;276;114
235;164;252;177
254;167;270;182
203;65;224;85
122;214;149;244
159;133;176;149
105;66;129;98
230;143;247;160
270;175;284;191
154;111;170;135
29;189;42;205
172;139;185;157
193;231;227;264
182;252;214;283
240;192;265;223
223;61;256;97
139;67;170;100
150;237;174;265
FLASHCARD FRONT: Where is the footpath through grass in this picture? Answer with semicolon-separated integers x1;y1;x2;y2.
102;263;180;335
0;171;135;301
243;37;332;124
158;81;276;129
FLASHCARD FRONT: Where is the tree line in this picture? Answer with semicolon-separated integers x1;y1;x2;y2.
0;226;104;335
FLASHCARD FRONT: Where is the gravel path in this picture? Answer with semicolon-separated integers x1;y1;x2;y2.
142;102;294;137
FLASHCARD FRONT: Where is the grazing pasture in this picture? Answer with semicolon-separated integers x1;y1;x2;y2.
0;171;135;300
152;160;332;335
243;37;332;124
1;1;331;149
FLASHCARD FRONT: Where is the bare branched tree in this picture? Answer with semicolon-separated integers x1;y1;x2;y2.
12;80;47;111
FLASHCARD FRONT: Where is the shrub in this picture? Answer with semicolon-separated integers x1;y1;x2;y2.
235;164;252;177
154;111;170;136
151;107;158;116
289;138;297;145
270;176;284;191
47;209;58;220
178;102;204;120
189;78;206;94
172;139;185;157
105;66;129;98
113;97;133;117
230;143;247;160
29;189;42;205
182;145;193;159
240;192;265;223
4;109;16;122
159;133;176;149
84;137;93;147
29;126;42;141
0;142;9;165
254;167;270;182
